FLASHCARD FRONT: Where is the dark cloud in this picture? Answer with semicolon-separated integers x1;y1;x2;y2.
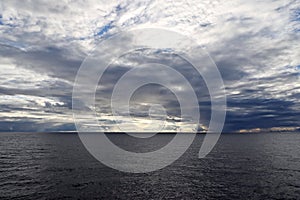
224;98;300;131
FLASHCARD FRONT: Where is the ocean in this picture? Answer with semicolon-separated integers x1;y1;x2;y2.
0;132;299;199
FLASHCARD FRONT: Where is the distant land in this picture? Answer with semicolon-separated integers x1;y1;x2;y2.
236;126;300;133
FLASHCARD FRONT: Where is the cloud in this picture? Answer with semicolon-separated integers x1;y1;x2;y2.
0;0;299;132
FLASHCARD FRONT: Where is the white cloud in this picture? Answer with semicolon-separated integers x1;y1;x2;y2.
0;61;71;90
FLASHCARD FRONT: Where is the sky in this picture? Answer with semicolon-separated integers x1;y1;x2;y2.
0;0;299;132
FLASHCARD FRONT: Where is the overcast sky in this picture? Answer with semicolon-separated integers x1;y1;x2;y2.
0;0;299;132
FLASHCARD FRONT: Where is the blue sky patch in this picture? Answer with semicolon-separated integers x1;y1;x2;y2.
95;21;113;37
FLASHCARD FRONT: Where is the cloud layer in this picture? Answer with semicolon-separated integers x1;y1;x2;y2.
0;0;299;132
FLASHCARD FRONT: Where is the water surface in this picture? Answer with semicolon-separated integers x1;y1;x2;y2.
0;132;299;199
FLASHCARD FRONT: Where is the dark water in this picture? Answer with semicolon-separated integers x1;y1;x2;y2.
0;132;300;200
